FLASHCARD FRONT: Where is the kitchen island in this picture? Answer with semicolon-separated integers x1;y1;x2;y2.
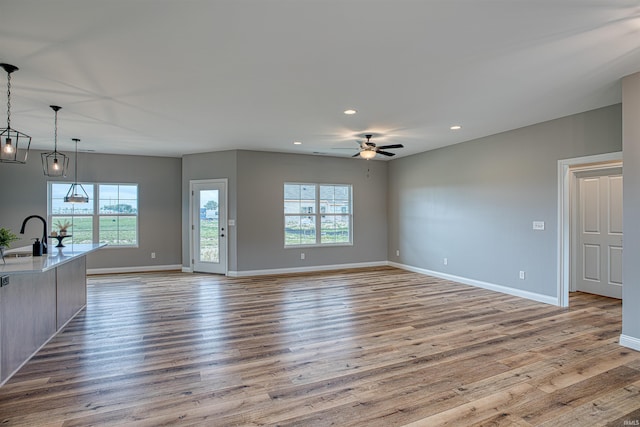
0;243;104;386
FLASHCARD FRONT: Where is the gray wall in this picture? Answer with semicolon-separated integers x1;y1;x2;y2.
388;104;622;298
0;150;182;269
181;150;388;273
236;150;387;271
181;150;238;271
622;72;640;342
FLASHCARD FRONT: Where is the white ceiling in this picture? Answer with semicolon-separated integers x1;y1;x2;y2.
1;0;639;159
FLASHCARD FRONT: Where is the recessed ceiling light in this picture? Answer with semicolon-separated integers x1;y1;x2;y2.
344;109;357;115
450;125;462;130
293;141;302;145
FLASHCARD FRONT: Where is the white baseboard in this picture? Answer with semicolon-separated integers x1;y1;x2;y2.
620;334;640;352
91;261;557;307
388;261;559;306
227;261;389;277
87;264;183;275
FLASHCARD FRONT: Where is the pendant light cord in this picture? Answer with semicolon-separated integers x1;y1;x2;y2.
6;71;10;129
54;109;58;152
73;139;79;186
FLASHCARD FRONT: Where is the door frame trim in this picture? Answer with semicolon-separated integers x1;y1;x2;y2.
557;152;622;307
189;178;229;275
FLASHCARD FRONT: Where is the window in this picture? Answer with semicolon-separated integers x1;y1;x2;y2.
284;183;352;246
49;182;138;247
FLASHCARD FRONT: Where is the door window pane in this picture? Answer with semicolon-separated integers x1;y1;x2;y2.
199;190;219;263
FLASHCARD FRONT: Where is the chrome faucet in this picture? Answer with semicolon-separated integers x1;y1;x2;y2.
20;215;48;254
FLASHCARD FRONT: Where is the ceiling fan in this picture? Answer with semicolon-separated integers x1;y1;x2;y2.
353;134;404;159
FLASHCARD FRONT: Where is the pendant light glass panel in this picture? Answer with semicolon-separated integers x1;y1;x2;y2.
0;63;31;164
42;153;69;177
42;105;69;177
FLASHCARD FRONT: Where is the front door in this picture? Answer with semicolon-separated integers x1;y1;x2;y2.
191;180;227;274
575;172;623;298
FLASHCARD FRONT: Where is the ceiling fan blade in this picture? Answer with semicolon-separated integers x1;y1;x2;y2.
352;152;361;158
377;144;404;150
377;150;396;156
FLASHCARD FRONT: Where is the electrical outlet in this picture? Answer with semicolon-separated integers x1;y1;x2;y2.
300;253;305;260
151;252;156;259
519;271;525;280
396;250;400;257
0;276;8;287
443;258;448;265
533;221;545;231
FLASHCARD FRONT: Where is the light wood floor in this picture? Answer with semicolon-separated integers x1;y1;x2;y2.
1;267;639;426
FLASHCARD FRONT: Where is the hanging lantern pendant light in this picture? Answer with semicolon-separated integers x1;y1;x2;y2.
64;138;89;203
0;63;31;164
42;105;69;177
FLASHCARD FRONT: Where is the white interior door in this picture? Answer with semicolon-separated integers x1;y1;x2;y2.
191;180;227;274
576;173;623;298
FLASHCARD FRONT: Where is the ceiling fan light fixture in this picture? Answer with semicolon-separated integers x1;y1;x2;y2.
354;134;403;159
360;149;377;160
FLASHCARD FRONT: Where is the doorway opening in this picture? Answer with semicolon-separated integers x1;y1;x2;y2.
557;152;622;306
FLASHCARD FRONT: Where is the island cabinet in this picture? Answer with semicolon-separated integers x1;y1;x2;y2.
0;244;104;385
56;256;87;329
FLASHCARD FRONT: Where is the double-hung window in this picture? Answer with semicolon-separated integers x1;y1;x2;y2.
284;183;352;247
48;182;138;247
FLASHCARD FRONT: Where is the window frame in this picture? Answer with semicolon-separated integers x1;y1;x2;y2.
48;181;139;248
284;182;353;248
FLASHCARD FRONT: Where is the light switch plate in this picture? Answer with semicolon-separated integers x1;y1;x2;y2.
533;221;545;231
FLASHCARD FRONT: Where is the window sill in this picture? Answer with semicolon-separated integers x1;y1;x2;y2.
284;242;353;249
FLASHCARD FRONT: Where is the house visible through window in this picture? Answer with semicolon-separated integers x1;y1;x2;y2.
48;182;138;247
284;183;352;246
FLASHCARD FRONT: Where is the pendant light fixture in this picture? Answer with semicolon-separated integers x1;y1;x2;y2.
64;138;89;203
41;105;69;177
0;63;31;164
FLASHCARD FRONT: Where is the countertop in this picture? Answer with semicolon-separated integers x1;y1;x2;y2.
0;243;106;275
